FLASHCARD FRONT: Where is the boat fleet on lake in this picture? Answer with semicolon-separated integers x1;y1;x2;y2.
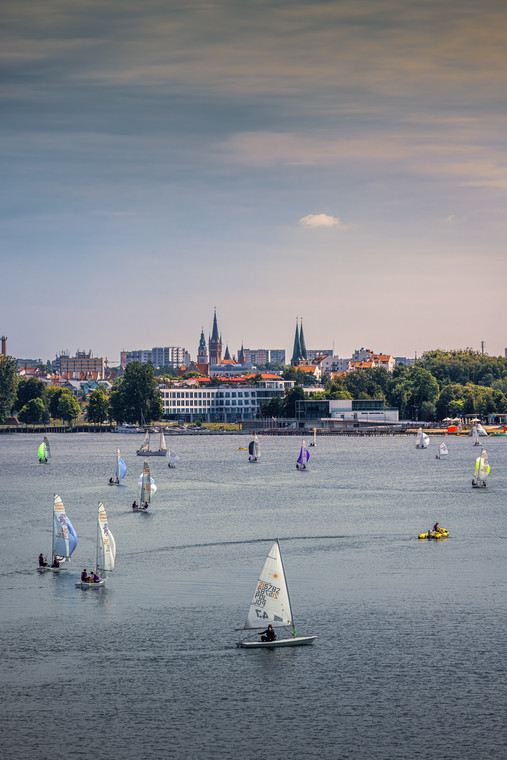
35;423;495;645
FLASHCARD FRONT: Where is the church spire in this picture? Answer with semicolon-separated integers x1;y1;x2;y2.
299;318;307;361
291;318;301;365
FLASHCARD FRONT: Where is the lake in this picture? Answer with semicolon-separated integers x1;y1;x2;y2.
1;432;505;759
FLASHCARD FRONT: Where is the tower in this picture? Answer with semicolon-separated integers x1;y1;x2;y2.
197;328;208;364
208;308;222;366
299;319;307;361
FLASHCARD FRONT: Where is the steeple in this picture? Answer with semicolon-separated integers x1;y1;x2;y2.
197;327;208;364
299;318;307;361
291;318;302;366
208;308;222;365
224;344;231;361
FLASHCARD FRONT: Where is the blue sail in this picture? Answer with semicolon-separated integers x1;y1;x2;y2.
66;517;78;556
117;456;127;480
297;446;310;465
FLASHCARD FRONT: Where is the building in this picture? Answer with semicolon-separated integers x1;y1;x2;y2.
321;348;395;375
295;398;399;428
159;377;291;423
57;351;105;380
197;329;208;365
239;347;286;365
125;347;190;369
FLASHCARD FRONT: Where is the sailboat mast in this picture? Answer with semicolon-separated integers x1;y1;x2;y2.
51;496;55;560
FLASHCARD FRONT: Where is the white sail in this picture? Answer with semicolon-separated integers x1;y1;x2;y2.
169;449;180;464
52;495;70;558
477;424;488;437
244;540;293;630
471;426;480;444
138;431;150;452
160;430;167;451
138;461;157;502
97;502;115;573
416;428;429;448
254;434;260;459
439;442;448;456
474;448;490;483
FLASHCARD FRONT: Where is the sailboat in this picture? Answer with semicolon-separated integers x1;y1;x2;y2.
79;502;116;588
133;460;157;510
309;427;317;447
472;447;490;488
415;428;429;448
109;449;127;485
38;495;78;572
436;442;448;459
471;425;481;446
37;436;51;464
296;440;309;470
136;429;167;456
248;434;260;462
236;539;316;648
167;449;181;468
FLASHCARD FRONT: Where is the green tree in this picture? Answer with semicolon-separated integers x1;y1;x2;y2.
86;389;110;424
47;387;65;419
15;377;47;412
0;356;19;423
109;361;163;424
57;392;81;426
284;386;305;417
18;397;47;424
260;395;285;418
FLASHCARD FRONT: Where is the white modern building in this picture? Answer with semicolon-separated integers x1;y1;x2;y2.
126;347;191;369
159;378;292;422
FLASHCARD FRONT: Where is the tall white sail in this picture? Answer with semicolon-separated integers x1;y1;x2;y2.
416;428;429;448
138;461;157;502
139;431;150;452
244;540;293;630
169;450;180;465
52;495;70;558
254;434;260;459
160;431;167;452
439;442;448;456
97;502;115;573
471;426;480;445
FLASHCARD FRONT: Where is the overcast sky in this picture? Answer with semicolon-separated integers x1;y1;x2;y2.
2;0;507;363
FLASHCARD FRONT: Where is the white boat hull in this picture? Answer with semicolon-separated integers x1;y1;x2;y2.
37;566;60;573
238;636;316;648
136;451;166;456
77;580;106;588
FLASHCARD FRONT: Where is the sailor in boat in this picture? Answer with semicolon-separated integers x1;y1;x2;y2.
259;625;276;643
132;501;138;510
81;569;89;582
51;556;60;568
142;502;148;510
38;553;47;567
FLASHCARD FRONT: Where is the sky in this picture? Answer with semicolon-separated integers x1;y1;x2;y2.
2;0;507;364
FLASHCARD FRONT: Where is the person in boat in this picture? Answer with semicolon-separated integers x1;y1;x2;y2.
260;624;276;642
38;553;47;567
51;556;60;568
433;522;441;533
142;502;148;509
132;501;138;510
109;477;114;484
81;569;89;583
92;571;100;583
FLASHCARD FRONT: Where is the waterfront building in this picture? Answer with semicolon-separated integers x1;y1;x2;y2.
159;376;291;423
295;398;399;428
57;351;105;380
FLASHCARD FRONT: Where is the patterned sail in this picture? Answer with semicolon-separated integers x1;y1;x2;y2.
168;450;180;464
116;450;127;480
53;495;70;558
297;441;309;465
439;442;448;456
244;540;293;630
474;448;490;482
97;502;115;573
38;438;50;460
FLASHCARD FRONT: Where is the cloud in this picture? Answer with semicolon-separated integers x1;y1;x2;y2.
299;213;343;228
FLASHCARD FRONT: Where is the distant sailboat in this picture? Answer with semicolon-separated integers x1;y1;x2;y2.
136;429;167;457
38;495;78;572
236;539;316;648
436;442;448;459
309;427;317;447
296;440;309;470
471;425;481;446
167;449;180;468
37;436;51;464
472;447;490;488
134;460;157;510
416;428;429;448
109;449;127;485
79;502;116;588
248;434;260;462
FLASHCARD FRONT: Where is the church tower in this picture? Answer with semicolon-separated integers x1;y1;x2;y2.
291;318;302;366
208;308;222;366
299;318;308;361
197;327;208;364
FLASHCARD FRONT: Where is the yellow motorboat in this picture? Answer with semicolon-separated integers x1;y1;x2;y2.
418;527;449;540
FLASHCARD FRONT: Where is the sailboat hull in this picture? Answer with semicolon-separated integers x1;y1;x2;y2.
37;566;60;573
136;450;166;456
77;580;106;588
238;636;316;648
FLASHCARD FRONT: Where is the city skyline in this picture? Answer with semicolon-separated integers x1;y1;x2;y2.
3;1;507;360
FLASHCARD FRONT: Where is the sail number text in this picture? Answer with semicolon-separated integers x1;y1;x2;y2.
253;580;279;608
